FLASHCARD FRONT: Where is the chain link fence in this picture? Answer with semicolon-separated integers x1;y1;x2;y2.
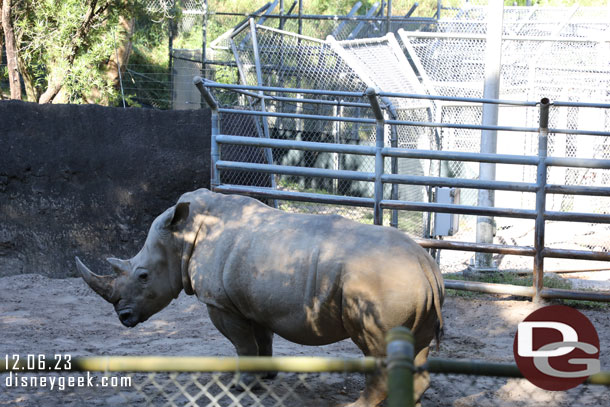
397;2;610;261
2;352;609;407
0;370;365;406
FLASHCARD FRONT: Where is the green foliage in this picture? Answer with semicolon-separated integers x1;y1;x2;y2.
13;0;130;103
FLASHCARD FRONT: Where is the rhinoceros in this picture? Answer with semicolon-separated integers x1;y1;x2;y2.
76;188;444;406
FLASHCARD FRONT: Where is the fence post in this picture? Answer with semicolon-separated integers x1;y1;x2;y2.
475;0;504;270
366;87;385;226
249;18;278;208
533;98;551;303
386;327;415;407
193;76;220;188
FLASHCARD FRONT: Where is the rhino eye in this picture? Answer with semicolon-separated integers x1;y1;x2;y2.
136;270;149;283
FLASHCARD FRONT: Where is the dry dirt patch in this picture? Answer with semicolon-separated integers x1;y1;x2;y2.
0;274;608;406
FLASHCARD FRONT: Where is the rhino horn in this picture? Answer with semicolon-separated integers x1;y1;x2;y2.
106;257;130;275
75;257;117;303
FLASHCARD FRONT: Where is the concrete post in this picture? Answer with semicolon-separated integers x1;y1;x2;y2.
475;0;504;270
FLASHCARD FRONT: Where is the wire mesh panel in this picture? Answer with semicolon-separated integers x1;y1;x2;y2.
0;371;365;406
330;34;439;234
224;24;380;222
397;2;610;257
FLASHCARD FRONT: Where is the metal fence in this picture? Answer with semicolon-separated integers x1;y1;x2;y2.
2;329;609;406
397;2;610;254
194;78;610;302
198;2;610;257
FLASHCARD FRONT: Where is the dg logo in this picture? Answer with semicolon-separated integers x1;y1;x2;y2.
513;305;601;391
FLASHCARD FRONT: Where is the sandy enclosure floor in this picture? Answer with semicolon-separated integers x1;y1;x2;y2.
0;274;608;406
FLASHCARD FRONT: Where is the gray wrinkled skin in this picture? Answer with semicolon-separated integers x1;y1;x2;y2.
77;188;444;406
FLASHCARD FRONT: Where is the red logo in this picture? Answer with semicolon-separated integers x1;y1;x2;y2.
513;305;600;391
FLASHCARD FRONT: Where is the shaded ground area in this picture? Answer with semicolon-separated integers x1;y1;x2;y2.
0;274;608;406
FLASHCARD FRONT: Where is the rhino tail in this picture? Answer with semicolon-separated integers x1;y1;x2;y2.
434;319;444;352
420;253;445;351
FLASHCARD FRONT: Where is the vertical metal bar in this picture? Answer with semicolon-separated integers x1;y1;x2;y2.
193;77;220;188
169;21;175;109
390;123;398;228
333;104;339;195
386;0;392;34
249;19;278;207
386;327;415;407
534;98;550;303
366;88;385;226
475;0;504;269
279;0;285;30
298;0;303;36
202;0;208;81
381;97;399;228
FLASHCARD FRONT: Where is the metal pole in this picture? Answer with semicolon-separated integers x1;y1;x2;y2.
381;97;399;228
202;0;208;81
298;0;303;36
386;0;392;34
366;88;386;226
249;19;278;207
475;0;504;270
386;327;415;407
533;98;550;303
193;76;220;188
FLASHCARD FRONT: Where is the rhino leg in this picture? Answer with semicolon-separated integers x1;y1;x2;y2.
413;345;431;406
253;324;277;379
341;300;388;406
207;305;275;389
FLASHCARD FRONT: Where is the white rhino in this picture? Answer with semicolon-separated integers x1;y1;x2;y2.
76;188;444;406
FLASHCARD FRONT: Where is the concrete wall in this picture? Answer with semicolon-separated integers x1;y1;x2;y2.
0;101;211;278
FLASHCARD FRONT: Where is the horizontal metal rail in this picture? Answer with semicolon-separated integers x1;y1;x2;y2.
416;237;610;262
426;358;610;384
206;82;540;106
543;247;610;262
546;184;610;197
545;156;610;169
216;161;375;182
214;184;375;208
218;107;609;137
545;210;610;224
382;200;537;220
218;107;376;124
0;356;379;373
444;279;610;302
216;134;376;155
383;148;538;165
5;354;609;386
209;83;610;110
414;238;536;256
382;174;537;192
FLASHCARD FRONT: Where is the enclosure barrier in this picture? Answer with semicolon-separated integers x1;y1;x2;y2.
194;78;610;303
3;327;609;406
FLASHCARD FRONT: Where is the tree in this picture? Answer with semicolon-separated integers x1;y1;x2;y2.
9;0;135;104
2;0;21;99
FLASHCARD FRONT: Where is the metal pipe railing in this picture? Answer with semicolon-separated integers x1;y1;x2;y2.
533;98;550;302
196;81;610;302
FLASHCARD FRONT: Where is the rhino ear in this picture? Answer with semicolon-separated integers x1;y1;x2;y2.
106;257;130;275
163;202;190;230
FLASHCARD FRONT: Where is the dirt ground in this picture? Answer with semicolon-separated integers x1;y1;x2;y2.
0;273;608;406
